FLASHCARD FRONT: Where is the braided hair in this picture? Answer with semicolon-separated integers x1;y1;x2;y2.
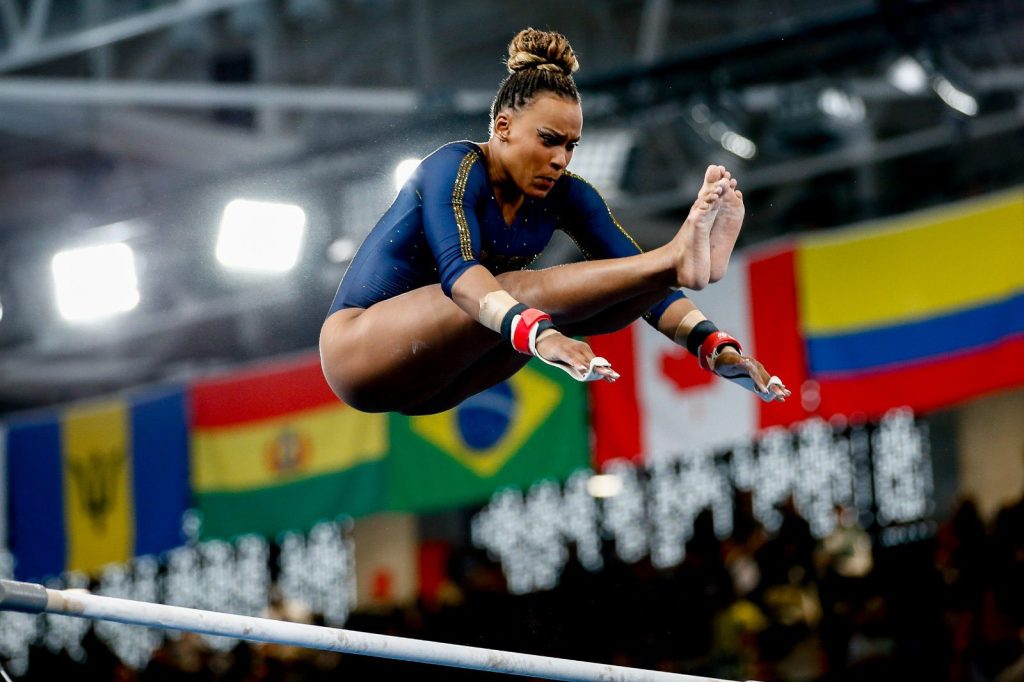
490;28;581;133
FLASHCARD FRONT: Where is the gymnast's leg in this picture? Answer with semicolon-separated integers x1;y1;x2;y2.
399;289;681;416
320;181;724;413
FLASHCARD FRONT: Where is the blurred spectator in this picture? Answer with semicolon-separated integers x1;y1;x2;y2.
816;504;874;678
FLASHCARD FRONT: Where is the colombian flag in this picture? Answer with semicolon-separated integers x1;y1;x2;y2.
796;191;1024;417
387;362;589;512
6;387;190;581
189;354;388;539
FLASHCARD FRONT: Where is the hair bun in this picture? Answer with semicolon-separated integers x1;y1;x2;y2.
506;28;579;76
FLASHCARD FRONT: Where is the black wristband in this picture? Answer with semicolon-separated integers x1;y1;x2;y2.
500;303;529;343
686;319;719;357
534;318;555;339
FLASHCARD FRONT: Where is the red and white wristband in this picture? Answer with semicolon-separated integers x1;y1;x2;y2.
499;304;617;382
688;323;784;401
501;304;554;356
697;331;743;372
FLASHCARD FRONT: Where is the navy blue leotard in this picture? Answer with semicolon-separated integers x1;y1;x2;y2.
328;141;685;324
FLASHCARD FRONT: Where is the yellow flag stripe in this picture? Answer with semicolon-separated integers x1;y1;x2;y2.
62;399;134;575
191;403;387;492
797;192;1024;334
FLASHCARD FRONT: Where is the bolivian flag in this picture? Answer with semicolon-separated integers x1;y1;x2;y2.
189;354;388;540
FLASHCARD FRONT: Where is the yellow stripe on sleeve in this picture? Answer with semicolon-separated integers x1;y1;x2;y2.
452;150;480;261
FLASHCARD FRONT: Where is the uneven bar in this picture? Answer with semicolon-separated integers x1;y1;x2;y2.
0;579;749;682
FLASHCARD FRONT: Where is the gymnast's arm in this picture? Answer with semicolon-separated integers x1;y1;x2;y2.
560;174;789;397
557;175;705;346
417;147;598;372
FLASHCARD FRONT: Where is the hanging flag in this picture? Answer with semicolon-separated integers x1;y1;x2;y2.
352;513;419;609
190;354;388;540
796;191;1024;417
589;250;812;468
387;362;589;512
6;387;190;581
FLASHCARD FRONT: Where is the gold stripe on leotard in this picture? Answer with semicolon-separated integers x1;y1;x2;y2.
452;150;481;261
560;225;595;261
564;171;643;253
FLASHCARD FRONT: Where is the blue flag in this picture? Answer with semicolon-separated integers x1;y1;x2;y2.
6;386;190;581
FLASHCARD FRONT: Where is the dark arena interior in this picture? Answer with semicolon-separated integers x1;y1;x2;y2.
0;2;1022;681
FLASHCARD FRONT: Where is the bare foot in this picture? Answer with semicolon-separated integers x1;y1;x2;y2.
670;166;728;290
708;165;745;282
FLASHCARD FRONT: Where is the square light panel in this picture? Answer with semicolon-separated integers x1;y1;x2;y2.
216;199;307;273
52;242;140;322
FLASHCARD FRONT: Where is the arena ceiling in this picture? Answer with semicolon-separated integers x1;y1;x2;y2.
0;0;1021;412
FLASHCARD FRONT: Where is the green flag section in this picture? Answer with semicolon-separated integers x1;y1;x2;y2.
387;361;589;513
190;355;389;540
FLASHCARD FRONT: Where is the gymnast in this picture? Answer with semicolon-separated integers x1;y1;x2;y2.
320;28;790;415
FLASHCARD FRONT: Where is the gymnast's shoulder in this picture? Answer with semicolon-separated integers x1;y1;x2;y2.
549;169;607;206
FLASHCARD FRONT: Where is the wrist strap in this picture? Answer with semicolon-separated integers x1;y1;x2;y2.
685;319;719;357
502;306;556;356
698;331;742;371
500;303;528;342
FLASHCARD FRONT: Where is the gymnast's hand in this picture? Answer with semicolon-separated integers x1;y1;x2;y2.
711;347;792;402
535;332;619;382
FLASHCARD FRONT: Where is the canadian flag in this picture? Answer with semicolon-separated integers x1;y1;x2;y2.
588;245;810;469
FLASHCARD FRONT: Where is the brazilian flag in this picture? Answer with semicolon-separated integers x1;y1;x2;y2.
387;361;589;513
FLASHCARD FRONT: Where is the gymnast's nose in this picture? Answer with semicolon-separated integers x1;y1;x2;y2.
550;149;568;171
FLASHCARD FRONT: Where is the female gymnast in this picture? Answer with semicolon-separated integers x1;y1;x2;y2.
321;28;790;415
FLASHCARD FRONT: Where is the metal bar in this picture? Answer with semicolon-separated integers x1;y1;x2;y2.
0;77;420;112
635;0;672;64
620;108;1024;213
0;0;257;72
0;0;22;44
0;580;748;682
21;0;50;46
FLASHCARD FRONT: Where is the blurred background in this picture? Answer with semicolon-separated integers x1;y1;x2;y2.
0;1;1022;681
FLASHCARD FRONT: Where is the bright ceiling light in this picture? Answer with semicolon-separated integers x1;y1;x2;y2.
887;55;928;95
933;76;978;116
586;474;623;498
216;199;307;273
393;158;421;191
818;87;866;122
52;242;140;322
720;130;757;160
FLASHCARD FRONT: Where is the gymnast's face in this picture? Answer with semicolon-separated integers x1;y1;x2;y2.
493;93;582;198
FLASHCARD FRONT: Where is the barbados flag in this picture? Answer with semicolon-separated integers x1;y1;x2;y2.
387;362;589;512
5;387;189;581
189;354;389;539
796;191;1024;416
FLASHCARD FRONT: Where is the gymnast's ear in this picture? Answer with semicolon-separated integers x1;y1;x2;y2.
492;109;512;142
